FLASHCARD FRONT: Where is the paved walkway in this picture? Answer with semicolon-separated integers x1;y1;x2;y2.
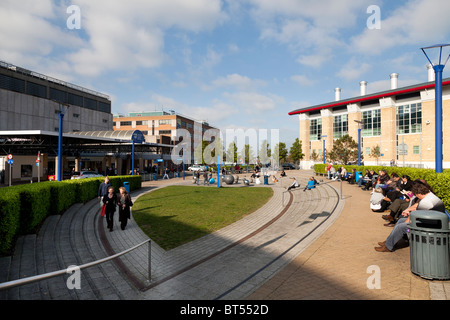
1;170;450;300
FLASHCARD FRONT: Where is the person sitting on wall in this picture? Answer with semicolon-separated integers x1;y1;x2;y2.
287;177;299;191
280;170;286;177
303;177;316;191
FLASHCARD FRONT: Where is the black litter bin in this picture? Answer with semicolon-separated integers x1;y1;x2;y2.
263;175;269;185
409;210;450;280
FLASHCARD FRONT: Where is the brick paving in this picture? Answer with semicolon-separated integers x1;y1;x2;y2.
1;169;449;300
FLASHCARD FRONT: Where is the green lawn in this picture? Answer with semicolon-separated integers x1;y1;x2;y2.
132;186;273;250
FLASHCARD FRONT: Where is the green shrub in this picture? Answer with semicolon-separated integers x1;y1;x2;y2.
0;189;21;254
0;175;142;255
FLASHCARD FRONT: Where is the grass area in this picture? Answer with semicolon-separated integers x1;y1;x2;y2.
132;186;273;250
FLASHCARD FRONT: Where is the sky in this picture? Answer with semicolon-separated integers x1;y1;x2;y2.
1;0;450;150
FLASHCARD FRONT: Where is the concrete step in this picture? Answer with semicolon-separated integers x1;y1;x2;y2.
1;199;141;300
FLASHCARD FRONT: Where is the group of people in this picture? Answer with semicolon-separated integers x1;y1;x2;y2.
364;170;447;252
286;176;318;192
374;178;446;252
327;164;448;253
98;176;133;232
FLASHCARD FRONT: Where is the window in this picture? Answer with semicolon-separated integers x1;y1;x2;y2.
365;147;371;155
413;146;420;154
0;74;25;93
159;119;171;125
397;103;422;134
136;120;148;126
120;121;132;126
362;109;381;137
27;81;47;98
159;130;172;135
68;93;83;107
84;97;97;110
333;114;348;139
73;113;79;118
309;118;322;141
49;88;67;103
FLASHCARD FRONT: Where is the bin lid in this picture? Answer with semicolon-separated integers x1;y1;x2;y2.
410;210;450;230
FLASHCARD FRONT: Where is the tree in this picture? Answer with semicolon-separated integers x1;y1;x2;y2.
370;144;381;165
289;138;304;164
240;144;255;164
226;142;238;163
327;134;361;164
258;140;271;164
273;142;288;163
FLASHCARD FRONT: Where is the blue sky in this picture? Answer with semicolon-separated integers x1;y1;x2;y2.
1;0;450;149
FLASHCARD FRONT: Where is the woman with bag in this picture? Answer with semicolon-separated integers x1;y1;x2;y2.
118;186;133;230
103;186;117;232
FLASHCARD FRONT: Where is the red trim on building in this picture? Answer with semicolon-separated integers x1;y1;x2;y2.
288;80;450;116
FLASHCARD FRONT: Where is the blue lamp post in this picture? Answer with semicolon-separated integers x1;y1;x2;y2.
56;102;70;182
354;120;363;167
421;44;450;173
321;135;327;164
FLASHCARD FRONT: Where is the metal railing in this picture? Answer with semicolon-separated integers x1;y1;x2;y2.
0;239;151;291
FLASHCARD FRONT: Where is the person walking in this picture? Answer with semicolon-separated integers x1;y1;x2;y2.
98;176;111;207
118;186;133;230
103;186;117;232
163;167;170;179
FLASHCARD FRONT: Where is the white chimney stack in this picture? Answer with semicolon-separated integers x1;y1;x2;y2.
335;88;341;101
360;81;367;96
427;64;435;82
390;73;398;89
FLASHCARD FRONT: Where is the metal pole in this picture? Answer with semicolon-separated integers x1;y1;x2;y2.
340;178;343;200
9;161;11;187
217;155;220;188
323;139;326;164
358;128;361;167
148;240;151;281
38;151;40;183
58;112;63;182
132;141;135;175
434;64;444;173
183;148;185;180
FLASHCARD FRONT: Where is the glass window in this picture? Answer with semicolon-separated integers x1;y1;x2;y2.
120;121;132;126
333;114;348;139
413;145;420;154
309;119;322;141
362;109;381;137
159;119;171;125
397;103;422;134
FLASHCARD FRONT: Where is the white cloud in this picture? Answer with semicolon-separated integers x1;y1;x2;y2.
351;0;450;55
337;58;372;81
210;74;266;90
290;75;316;86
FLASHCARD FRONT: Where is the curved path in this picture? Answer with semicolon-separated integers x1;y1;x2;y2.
0;171;342;300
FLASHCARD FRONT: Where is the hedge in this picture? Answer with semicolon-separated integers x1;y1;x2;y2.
0;175;141;255
314;164;450;210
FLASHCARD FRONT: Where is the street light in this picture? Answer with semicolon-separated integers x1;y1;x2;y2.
321;135;327;164
354;120;363;167
56;101;70;182
421;44;450;173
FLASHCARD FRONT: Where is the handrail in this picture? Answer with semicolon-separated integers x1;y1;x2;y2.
0;239;151;291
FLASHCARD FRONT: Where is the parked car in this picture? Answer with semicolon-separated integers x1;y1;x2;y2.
188;165;208;172
281;163;298;170
71;170;104;179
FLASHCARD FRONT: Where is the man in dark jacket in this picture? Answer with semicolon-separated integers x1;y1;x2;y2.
98;176;111;207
